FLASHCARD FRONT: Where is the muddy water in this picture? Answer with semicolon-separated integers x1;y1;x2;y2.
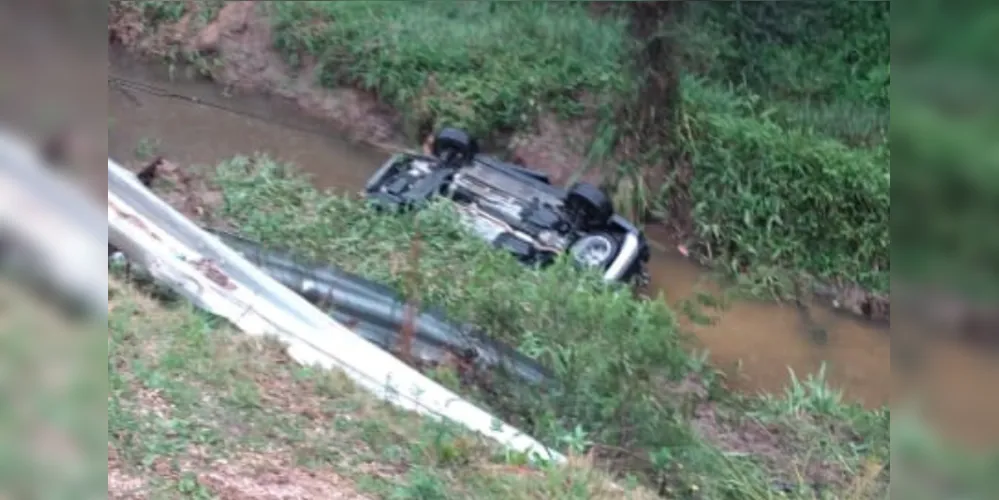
109;57;999;445
109;60;384;189
642;225;891;405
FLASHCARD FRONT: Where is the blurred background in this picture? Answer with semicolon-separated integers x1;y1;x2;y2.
0;2;106;499
891;2;999;497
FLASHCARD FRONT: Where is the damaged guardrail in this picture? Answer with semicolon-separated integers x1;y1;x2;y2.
108;158;564;463
206;228;556;389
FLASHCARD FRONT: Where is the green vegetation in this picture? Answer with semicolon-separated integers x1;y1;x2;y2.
269;1;635;139
675;2;889;148
892;6;999;300
261;0;890;296
109;279;658;499
195;155;888;498
120;0;891;299
893;99;999;299
671;1;890;294
679;79;889;293
108;1;904;496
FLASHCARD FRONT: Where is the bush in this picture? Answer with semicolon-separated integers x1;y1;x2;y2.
268;1;636;138
673;0;889;148
680;78;890;293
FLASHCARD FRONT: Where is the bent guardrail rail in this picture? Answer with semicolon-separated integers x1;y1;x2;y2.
205;228;557;388
108;158;564;463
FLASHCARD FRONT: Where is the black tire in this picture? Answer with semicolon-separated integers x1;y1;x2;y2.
566;182;613;227
432;127;478;163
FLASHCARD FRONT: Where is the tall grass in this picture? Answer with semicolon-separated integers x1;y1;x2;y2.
673;0;889;148
124;0;891;296
678;79;890;294
269;1;636;139
263;0;892;295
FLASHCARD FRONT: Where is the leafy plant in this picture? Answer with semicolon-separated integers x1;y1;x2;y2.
679;78;889;295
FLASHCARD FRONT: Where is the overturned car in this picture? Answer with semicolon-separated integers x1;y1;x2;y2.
364;128;650;284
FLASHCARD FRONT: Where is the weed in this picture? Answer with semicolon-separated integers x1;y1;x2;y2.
136;0;185;27
134;137;161;160
678;78;889;296
267;1;636;139
120;0;892;304
675;1;890;147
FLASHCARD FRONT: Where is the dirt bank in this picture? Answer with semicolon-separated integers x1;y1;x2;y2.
109;1;401;147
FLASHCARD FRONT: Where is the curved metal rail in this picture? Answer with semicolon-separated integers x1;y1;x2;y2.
107;157;564;463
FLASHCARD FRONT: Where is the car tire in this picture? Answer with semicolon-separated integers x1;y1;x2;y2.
432;127;478;163
566;182;613;227
569;232;620;269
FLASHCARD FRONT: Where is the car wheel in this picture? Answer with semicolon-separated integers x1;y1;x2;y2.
432;127;478;163
566;182;613;227
569;232;620;269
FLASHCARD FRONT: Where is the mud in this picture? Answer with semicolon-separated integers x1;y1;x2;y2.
105;3;999;446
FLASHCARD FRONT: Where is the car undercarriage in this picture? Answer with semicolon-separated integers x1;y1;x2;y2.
364;128;649;285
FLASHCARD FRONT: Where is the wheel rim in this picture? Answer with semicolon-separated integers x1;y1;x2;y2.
571;235;614;268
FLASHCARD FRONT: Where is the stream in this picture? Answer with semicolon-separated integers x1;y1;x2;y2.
107;55;999;446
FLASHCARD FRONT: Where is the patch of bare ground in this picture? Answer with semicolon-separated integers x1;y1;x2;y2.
509;111;602;187
191;449;371;500
140;157;225;223
109;445;147;500
691;404;846;489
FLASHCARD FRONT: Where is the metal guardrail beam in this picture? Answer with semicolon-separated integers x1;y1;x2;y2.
107;158;563;463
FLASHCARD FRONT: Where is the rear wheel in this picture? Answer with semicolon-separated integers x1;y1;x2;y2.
432;127;478;164
565;182;613;228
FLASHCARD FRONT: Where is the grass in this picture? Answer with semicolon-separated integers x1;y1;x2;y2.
676;78;890;296
129;154;891;499
661;1;890;296
1;283;106;499
108;278;659;499
261;0;890;298
673;1;889;149
892;94;999;301
267;1;635;139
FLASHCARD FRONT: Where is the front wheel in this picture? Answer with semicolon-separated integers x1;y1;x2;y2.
569;232;619;270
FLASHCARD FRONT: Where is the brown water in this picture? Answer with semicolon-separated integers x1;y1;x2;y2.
108;57;999;445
